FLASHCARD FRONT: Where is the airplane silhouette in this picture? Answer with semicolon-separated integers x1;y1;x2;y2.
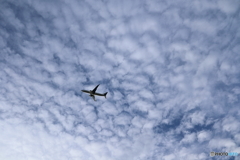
81;84;108;101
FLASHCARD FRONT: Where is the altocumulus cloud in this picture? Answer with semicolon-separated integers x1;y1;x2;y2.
0;0;240;160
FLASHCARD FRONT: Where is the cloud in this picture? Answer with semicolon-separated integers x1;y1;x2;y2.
197;131;212;143
218;0;240;14
209;138;236;150
0;0;240;159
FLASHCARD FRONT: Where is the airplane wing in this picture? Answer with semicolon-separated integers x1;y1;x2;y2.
81;90;90;93
92;84;100;94
91;95;96;101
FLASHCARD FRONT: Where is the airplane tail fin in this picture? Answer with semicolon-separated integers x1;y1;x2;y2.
104;92;108;98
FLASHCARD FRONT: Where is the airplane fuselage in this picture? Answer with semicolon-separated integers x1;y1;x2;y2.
81;90;106;96
81;85;108;101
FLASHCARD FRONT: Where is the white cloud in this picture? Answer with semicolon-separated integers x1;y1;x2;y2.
163;154;176;160
197;131;212;143
222;116;240;133
181;133;196;144
114;112;132;126
0;0;239;159
218;0;239;14
209;138;236;149
234;134;240;144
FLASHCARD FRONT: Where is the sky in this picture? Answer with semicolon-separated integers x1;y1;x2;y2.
0;0;240;160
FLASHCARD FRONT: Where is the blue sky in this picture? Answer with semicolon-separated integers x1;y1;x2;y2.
0;0;240;160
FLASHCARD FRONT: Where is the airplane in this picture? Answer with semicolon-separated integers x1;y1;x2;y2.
81;84;108;101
